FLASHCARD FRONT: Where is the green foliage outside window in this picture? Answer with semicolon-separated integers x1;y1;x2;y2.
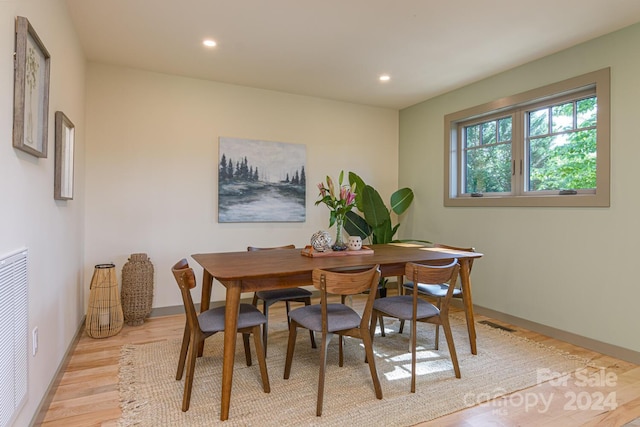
464;117;512;193
464;96;597;194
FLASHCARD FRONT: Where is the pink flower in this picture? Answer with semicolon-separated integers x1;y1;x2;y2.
315;171;357;228
340;186;347;201
346;191;356;206
317;182;326;197
326;176;335;199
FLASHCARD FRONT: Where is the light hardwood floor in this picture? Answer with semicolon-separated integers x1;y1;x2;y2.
36;295;640;427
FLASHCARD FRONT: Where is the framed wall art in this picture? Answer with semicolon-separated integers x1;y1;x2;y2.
13;16;51;158
54;112;75;200
218;137;306;222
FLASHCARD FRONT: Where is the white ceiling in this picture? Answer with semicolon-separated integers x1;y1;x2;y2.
65;0;640;109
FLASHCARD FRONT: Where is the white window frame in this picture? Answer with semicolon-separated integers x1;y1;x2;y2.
444;68;610;207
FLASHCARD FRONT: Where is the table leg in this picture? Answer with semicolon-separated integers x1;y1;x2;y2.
220;280;241;421
198;270;214;357
459;259;477;355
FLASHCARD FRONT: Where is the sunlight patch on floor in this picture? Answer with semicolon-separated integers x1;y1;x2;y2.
355;338;451;381
383;359;452;381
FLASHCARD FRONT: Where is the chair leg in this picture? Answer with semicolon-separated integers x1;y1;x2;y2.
181;333;199;412
441;317;461;378
176;323;190;380
411;318;417;393
252;292;259;307
361;328;383;399
262;301;270;357
338;334;344;367
370;310;379;339
317;332;333;417
304;297;317;349
374;288;386;337
283;320;299;379
366;311;379;364
434;299;442;350
398;287;407;334
251;325;271;392
242;333;252;366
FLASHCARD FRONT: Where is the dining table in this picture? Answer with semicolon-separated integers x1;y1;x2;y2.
192;243;483;421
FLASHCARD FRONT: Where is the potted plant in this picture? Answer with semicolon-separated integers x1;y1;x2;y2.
344;172;428;296
344;171;424;245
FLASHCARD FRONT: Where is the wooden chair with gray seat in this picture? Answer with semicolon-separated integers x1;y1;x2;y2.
398;243;475;350
284;265;383;416
371;259;461;392
248;245;316;356
172;258;270;412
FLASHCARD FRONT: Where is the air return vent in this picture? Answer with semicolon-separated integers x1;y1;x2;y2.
0;249;28;427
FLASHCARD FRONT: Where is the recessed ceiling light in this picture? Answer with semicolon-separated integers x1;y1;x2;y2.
379;74;391;82
203;39;217;47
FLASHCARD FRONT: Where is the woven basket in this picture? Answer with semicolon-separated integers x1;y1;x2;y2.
121;253;154;326
86;263;124;338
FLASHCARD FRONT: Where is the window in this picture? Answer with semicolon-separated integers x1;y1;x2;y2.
445;68;610;207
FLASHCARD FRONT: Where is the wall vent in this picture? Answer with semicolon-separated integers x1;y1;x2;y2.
0;249;28;427
479;320;516;332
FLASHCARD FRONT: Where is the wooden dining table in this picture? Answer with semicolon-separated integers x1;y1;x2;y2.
192;243;483;421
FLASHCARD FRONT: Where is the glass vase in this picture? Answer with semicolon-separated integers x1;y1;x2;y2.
332;215;348;251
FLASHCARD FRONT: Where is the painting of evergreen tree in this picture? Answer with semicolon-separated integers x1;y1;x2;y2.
218;137;306;222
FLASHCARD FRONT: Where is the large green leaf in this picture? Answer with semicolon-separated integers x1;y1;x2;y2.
372;219;394;244
390;188;414;215
346;170;423;245
390;223;400;240
362;185;390;228
344;211;371;239
348;172;367;212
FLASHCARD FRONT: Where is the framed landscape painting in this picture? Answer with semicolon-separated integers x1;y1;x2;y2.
218;137;306;222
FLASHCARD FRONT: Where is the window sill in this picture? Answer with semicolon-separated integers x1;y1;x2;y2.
444;193;609;207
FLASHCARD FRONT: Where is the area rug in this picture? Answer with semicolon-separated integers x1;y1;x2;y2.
118;315;591;426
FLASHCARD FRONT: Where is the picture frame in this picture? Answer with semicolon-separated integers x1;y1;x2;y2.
13;16;51;158
54;112;75;200
218;137;306;222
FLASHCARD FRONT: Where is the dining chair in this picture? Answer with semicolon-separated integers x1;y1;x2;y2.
284;265;383;416
248;245;316;356
371;259;461;392
398;244;475;350
172;259;270;412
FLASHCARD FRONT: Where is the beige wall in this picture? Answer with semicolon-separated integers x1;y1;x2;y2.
399;23;640;353
0;1;86;425
84;64;399;308
5;2;638;423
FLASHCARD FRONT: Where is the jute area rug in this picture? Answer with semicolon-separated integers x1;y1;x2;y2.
118;315;589;426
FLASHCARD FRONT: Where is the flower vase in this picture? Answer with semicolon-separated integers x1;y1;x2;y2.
332;216;348;251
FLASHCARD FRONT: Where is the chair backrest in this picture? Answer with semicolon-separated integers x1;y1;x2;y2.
312;266;380;296
247;244;296;251
405;259;460;315
172;259;200;333
433;243;476;275
312;265;381;329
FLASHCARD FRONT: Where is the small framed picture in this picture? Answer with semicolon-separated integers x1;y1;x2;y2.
12;16;51;158
54;112;75;200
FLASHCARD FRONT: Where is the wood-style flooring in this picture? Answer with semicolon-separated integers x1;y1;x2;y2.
35;294;640;427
